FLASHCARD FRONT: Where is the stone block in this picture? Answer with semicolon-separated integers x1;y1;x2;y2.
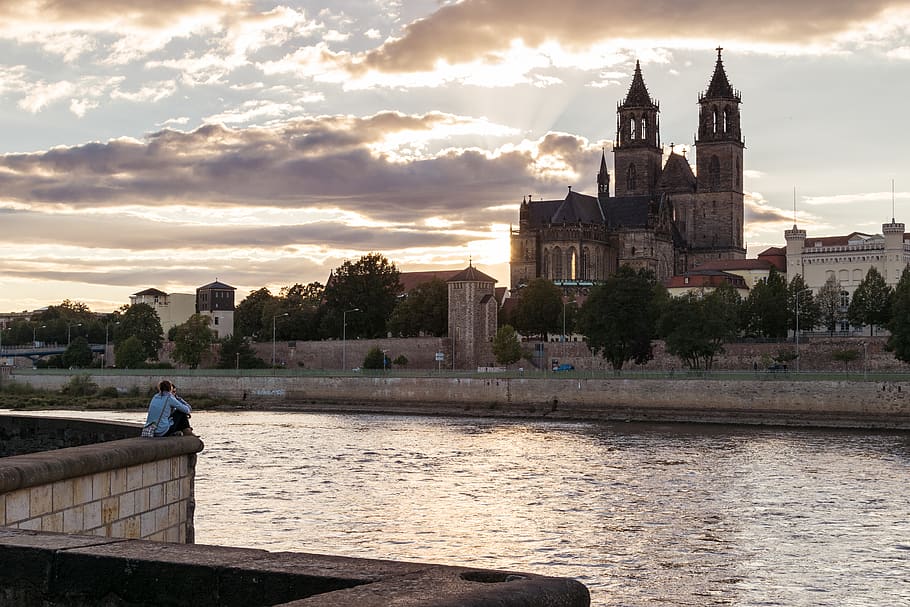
126;465;142;491
63;505;85;533
142;461;159;487
136;487;150;512
52;479;74;511
83;500;102;531
110;467;127;495
41;511;64;533
73;475;93;504
101;496;119;525
119;491;135;518
149;483;164;509
92;470;111;499
29;483;53;517
5;488;29;523
140;510;156;538
17;517;41;531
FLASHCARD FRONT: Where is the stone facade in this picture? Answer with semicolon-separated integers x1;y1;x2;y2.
447;265;498;369
510;48;745;291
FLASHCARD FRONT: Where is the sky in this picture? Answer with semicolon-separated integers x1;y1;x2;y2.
3;0;910;313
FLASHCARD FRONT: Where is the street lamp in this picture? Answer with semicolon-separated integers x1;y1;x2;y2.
67;322;83;345
32;324;46;346
342;308;360;370
103;321;119;370
272;313;288;369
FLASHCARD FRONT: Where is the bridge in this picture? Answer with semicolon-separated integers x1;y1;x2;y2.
0;344;106;363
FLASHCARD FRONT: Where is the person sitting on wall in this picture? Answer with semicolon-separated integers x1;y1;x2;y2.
144;379;195;437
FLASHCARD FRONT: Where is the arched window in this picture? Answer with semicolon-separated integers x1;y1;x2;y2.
568;248;577;280
553;246;563;280
723;107;730;133
840;290;850;309
627;164;637;191
712;109;719;134
641;117;648;140
708;155;720;190
543;249;550;278
582;246;591;280
629;117;637;140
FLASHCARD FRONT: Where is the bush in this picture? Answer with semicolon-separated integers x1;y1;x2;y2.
61;375;98;397
362;347;391;370
97;386;120;398
0;381;37;395
393;355;409;367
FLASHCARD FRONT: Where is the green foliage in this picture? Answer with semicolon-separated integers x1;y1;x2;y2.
321;253;402;339
236;287;276;340
217;334;269;369
817;275;845;335
392;354;409;367
887;265;910;363
98;386;120;398
510;278;563;340
774;349;798;363
62;336;94;368
578;266;664;371
787;274;820;334
831;348;860;371
114;335;148;368
492;325;523;366
388;278;448;337
743;266;788;338
362;346;390;370
114;303;163;361
172;314;216;369
659;285;739;370
0;381;37;395
61;375;98;396
848;267;892;336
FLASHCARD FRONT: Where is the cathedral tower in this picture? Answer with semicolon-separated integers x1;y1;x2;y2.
613;61;662;197
692;47;745;261
597;149;610;206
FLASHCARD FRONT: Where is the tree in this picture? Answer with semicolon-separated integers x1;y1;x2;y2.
887;265;910;363
578;266;663;371
321;253;401;339
817;275;844;336
114;335;148;368
492;325;523;366
62;337;93;368
217;334;269;369
114;303;163;361
659;284;740;371
847;267;892;336
831;348;860;372
787;274;820;335
280;282;325;341
172;314;216;369
510;278;562;340
362;346;390;370
742;266;788;338
236;287;276;340
388;278;448;337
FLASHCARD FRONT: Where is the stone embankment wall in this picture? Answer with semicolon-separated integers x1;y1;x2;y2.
10;373;910;430
0;415;203;543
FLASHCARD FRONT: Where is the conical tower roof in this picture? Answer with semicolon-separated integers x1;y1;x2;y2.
703;47;740;100
620;60;657;108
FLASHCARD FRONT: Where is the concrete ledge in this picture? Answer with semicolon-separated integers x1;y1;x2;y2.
0;529;590;607
0;435;203;494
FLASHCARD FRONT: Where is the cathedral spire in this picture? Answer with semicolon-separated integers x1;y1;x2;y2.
702;46;739;101
620;60;657;108
597;147;610;200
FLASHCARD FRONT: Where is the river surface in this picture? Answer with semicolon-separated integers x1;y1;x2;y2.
13;410;910;606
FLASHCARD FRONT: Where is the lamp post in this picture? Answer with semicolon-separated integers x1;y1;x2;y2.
103;321;118;370
342;308;360;370
272;313;288;369
67;322;82;345
32;324;46;346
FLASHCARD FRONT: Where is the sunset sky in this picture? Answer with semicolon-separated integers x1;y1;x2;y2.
3;0;910;313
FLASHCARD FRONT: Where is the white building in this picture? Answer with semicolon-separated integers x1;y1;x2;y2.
129;289;196;333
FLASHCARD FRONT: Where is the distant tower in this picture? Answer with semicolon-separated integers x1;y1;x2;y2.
692;47;745;260
196;279;236;339
614;61;662;197
447;263;498;370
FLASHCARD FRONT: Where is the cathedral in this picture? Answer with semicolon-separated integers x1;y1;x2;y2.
510;48;746;291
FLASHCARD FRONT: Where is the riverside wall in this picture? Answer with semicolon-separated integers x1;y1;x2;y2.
0;415;203;543
10;372;910;430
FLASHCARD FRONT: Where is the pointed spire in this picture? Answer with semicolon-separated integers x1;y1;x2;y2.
703;46;739;100
599;148;609;175
621;60;656;108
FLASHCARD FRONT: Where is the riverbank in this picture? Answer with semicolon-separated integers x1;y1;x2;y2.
6;370;910;430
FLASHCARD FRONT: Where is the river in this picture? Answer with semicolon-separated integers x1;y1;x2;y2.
17;410;910;606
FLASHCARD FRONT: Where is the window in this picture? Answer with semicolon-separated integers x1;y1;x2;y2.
641;117;648;140
568;248;577;280
630;117;637;140
553;247;563;280
712;109;719;134
840;290;850;308
214;316;220;326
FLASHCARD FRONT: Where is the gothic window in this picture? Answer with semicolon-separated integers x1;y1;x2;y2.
712;109;719;134
708;155;720;190
627;164;637;191
553;246;563;280
629;117;637;140
641;117;648;140
583;246;591;280
723;107;731;133
568;248;577;280
543;249;550;278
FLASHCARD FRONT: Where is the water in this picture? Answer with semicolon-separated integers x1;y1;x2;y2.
12;410;910;606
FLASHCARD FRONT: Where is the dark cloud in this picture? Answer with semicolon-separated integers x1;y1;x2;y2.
0;115;593;226
358;0;904;73
0;0;240;28
745;199;793;225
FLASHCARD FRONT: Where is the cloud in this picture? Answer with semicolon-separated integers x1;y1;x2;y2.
354;0;908;75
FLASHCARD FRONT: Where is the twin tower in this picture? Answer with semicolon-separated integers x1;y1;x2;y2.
510;48;745;289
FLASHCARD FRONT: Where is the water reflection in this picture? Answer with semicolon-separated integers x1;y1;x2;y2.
14;410;910;607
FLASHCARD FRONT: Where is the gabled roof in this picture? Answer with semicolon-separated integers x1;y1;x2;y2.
665;269;748;290
552;190;606;223
620;60;657;108
132;288;167;297
656;152;696;193
448;264;497;284
804;232;878;248
703;47;740;100
198;281;235;291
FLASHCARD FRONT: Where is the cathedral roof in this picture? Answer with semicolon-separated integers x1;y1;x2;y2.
603;195;653;229
620;60;657;108
553;190;606;223
703;47;740;100
656;152;696;193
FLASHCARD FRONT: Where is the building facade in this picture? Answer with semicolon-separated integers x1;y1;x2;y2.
196;280;236;339
510;49;745;291
129;289;195;333
447;264;497;369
